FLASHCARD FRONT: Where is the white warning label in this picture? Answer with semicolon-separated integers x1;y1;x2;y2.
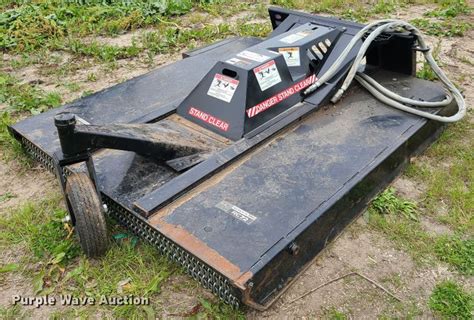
237;50;269;62
207;74;239;103
226;58;243;64
280;30;312;44
254;60;281;91
216;201;257;225
278;47;300;67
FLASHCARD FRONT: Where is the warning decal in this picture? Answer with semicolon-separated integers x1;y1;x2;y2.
216;201;257;225
207;73;239;103
246;74;317;118
280;30;312;44
188;107;229;132
254;60;281;91
237;50;269;62
278;47;300;67
226;57;245;65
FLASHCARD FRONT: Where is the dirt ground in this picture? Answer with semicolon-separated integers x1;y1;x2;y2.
0;2;473;319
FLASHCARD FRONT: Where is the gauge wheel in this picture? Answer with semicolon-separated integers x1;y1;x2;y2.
66;172;109;257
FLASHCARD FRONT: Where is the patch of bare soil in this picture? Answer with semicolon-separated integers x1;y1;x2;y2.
249;221;471;319
0;247;75;320
155;273;215;316
0;159;56;214
393;4;437;21
392;176;426;202
419;216;454;236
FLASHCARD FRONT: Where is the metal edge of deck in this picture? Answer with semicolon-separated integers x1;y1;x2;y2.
242;107;451;308
6;9;456;309
18;105;448;310
13;78;454;311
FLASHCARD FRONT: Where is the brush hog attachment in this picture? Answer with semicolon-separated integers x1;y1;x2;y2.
9;7;465;309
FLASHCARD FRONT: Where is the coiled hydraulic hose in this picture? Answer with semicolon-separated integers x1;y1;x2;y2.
304;20;466;123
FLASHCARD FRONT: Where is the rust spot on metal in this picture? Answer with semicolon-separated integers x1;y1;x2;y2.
154;219;252;289
240;285;268;311
235;271;253;288
169;114;231;145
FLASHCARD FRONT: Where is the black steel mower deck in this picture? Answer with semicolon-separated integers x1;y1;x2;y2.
9;8;450;309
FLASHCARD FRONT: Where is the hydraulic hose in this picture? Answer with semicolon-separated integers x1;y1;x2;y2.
304;20;466;123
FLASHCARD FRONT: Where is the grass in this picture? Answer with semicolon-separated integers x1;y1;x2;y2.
0;304;30;319
271;0;472;23
0;72;61;162
0;112;32;164
366;189;434;263
411;0;473;36
434;236;474;275
367;186;473;275
416;41;441;81
0;0;196;52
0;72;61;114
367;203;434;264
0;195;80;262
0;191;15;203
1;0;270;65
271;0;403;22
324;307;349;319
425;0;471;18
405;116;473;232
410;18;471;37
428;280;473;319
272;0;473;31
0;195;243;318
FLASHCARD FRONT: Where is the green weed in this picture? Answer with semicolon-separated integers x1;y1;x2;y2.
310;0;348;14
435;236;474;275
140;21;270;62
428;280;473;319
459;55;474;66
0;195;80;262
61;242;175;318
324;307;349;320
367;208;434;263
411;18;472;37
273;0;403;22
64;82;81;92
373;0;398;14
0;72;61;114
0;112;31;164
0;191;15;203
198;298;245;319
57;38;142;63
0;304;30;320
370;188;418;221
367;181;474;271
198;0;254;17
0;195;238;317
0;71;61;161
425;0;471;18
0;1;197;52
416;41;441;80
236;21;272;38
406;117;473;232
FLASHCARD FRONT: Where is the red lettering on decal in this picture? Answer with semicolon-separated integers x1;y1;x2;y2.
246;75;317;118
188;107;229;132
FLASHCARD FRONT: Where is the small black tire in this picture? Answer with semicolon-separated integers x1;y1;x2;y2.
66;172;109;258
